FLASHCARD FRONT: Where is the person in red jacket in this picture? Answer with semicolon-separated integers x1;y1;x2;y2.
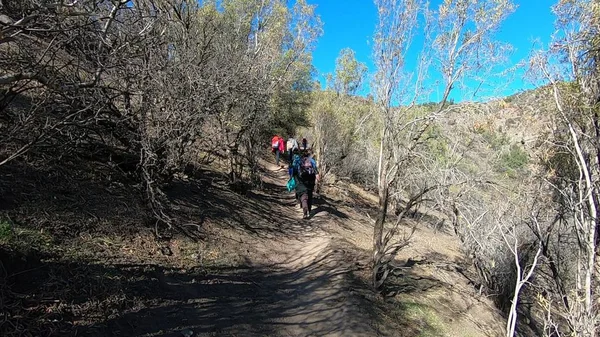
277;136;285;167
271;135;285;167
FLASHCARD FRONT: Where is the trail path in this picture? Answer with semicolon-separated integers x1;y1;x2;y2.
194;163;378;336
82;161;505;337
93;163;378;337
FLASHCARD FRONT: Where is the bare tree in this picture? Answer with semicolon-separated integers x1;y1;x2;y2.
370;0;421;290
500;207;543;337
524;1;600;334
370;0;515;290
310;48;369;185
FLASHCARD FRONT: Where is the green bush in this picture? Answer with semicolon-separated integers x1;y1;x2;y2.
495;144;529;178
477;128;508;150
0;220;13;241
501;144;529;170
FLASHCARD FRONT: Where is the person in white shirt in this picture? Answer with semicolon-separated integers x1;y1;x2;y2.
286;136;299;163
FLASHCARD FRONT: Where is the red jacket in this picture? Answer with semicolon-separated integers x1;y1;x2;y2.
271;135;280;152
278;138;285;152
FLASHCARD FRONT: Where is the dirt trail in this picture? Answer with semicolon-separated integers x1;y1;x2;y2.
84;163;378;337
202;163;378;336
250;234;375;337
75;162;504;337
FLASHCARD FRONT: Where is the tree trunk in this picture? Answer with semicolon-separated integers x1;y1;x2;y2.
373;119;390;289
372;183;390;289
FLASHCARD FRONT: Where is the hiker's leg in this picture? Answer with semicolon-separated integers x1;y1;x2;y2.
300;192;309;216
307;189;313;212
275;149;280;165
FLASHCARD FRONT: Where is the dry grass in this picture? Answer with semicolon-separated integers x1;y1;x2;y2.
318;181;506;337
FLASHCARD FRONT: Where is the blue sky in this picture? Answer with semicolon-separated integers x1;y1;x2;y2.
309;1;556;103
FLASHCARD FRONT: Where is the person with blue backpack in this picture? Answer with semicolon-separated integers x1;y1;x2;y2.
290;149;319;219
288;148;301;177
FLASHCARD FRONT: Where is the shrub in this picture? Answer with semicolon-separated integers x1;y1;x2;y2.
495;144;529;178
500;144;529;170
0;220;13;241
478;128;509;150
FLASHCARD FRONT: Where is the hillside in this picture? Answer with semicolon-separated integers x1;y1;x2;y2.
431;86;555;183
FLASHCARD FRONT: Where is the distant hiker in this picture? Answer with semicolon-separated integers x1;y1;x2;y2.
286;136;299;163
292;149;319;219
308;150;319;193
278;137;285;166
271;135;285;167
301;138;308;150
271;134;280;152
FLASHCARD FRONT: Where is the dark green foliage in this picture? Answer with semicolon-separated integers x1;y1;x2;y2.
494;144;529;178
0;220;12;241
476;127;509;150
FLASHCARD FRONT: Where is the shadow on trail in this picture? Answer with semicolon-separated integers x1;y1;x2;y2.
0;243;374;337
164;170;306;240
0;159;146;241
0;157;378;336
165;164;352;241
246;189;297;208
85;260;361;336
309;195;349;220
0;151;352;244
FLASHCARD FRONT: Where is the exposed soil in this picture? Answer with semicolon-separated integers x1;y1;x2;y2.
0;158;506;337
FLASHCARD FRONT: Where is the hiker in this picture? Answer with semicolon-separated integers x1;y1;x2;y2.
301;137;308;150
286;136;299;163
278;136;285;167
271;135;285;167
308;150;319;193
292;149;319;219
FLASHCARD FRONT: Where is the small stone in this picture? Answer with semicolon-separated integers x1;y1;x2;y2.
181;329;194;337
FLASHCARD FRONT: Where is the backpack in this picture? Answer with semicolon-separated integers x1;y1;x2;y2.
286;138;297;151
298;156;315;180
291;154;302;169
286;176;297;192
